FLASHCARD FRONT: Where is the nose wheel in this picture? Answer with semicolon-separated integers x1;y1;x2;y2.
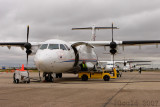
43;72;54;82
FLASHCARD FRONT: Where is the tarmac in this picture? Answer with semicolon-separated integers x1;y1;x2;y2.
0;71;160;107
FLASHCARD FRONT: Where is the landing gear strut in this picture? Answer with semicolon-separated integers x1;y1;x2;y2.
43;72;54;82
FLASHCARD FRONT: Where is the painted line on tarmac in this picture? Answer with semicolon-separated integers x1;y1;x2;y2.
103;74;138;107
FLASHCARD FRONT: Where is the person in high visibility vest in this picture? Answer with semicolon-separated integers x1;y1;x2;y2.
80;61;88;71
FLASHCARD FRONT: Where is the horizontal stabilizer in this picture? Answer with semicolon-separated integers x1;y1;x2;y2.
72;27;118;30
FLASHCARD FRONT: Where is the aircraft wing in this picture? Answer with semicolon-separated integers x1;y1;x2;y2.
0;42;26;47
70;40;160;47
122;40;160;46
126;60;151;63
135;64;151;66
70;41;116;46
98;61;124;63
0;42;43;54
99;60;151;63
0;42;42;47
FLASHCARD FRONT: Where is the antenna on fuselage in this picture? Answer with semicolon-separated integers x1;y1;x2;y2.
72;25;118;41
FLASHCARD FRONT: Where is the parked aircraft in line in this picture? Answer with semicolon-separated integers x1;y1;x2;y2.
98;60;151;72
0;24;160;82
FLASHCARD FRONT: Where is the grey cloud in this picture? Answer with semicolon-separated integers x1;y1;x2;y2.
0;0;160;66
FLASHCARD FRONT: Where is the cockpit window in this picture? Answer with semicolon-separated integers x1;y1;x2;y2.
60;44;67;50
40;44;48;50
48;44;59;50
64;44;70;50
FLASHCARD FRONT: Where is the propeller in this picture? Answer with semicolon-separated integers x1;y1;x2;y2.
24;25;32;65
23;26;41;81
110;23;117;55
109;23;117;70
124;57;126;66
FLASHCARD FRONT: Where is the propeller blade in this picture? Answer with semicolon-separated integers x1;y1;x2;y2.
27;25;29;43
113;54;114;68
124;57;126;66
112;22;113;42
27;53;29;66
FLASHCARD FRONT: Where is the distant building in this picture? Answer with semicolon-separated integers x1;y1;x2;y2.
2;66;5;69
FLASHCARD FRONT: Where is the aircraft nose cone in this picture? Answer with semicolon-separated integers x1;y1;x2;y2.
37;54;50;71
34;49;61;72
34;50;56;72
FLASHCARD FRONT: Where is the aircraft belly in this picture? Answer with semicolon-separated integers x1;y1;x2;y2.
49;61;74;73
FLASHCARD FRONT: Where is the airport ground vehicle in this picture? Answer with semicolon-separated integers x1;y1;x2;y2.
78;68;117;81
13;70;30;84
13;64;30;84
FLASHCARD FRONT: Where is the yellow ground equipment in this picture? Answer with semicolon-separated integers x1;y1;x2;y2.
78;68;117;81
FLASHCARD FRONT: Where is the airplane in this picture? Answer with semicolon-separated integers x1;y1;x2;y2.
97;60;151;72
132;63;151;71
97;61;120;71
121;60;151;72
0;24;160;82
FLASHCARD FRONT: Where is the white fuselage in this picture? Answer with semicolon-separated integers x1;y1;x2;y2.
122;64;131;71
105;63;114;70
34;39;97;73
98;61;115;71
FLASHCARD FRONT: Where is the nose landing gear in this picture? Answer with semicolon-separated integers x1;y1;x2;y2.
43;72;54;82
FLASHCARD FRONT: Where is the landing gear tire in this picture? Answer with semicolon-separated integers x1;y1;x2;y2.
59;73;62;78
81;75;88;81
13;73;16;83
50;77;54;82
56;73;62;78
27;79;30;83
56;74;58;78
15;79;19;84
103;75;110;81
43;72;54;82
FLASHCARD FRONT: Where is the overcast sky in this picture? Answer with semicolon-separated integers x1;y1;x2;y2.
0;0;160;67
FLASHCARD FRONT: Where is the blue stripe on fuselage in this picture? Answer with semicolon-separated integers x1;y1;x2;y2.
63;59;97;62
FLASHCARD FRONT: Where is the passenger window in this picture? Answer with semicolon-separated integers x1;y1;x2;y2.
48;44;59;50
64;44;70;50
40;44;48;50
60;44;67;50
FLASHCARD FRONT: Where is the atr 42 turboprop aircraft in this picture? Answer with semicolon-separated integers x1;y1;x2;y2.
98;60;151;72
1;24;160;82
121;60;151;72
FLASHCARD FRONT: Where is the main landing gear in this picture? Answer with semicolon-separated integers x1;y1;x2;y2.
56;73;62;78
43;72;54;82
